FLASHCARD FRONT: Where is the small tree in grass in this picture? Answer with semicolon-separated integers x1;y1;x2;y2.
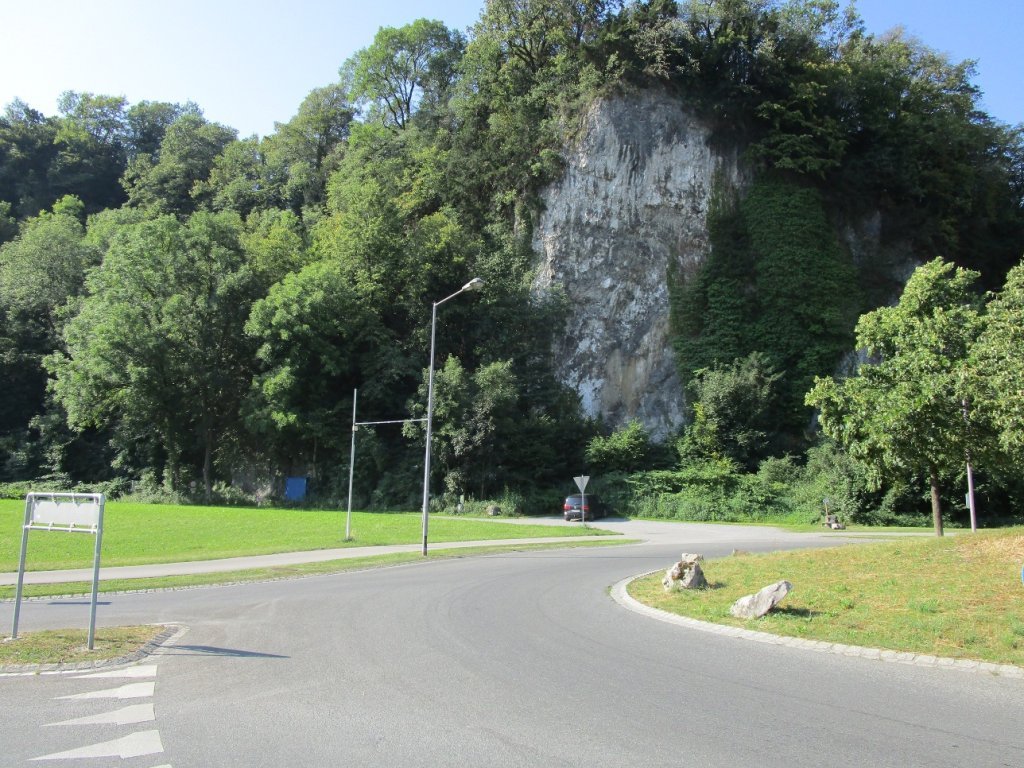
806;258;985;536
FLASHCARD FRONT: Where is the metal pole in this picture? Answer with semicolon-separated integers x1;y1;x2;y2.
966;460;977;532
87;496;104;650
962;398;978;532
11;494;32;640
419;279;483;556
421;300;439;556
347;389;357;540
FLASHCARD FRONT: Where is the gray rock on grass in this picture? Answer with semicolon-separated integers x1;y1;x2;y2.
729;580;792;619
663;553;708;591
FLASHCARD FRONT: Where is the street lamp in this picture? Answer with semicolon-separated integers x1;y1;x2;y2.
422;277;484;555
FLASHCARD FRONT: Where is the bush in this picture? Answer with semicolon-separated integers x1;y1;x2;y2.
435;488;536;517
788;440;877;524
587;471;632;516
0;481;34;499
0;475;132;500
585;421;653;474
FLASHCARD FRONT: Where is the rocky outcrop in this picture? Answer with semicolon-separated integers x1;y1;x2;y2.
532;89;745;439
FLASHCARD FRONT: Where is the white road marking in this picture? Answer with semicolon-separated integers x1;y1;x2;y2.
31;729;163;760
44;703;155;727
57;681;155;700
74;664;158;679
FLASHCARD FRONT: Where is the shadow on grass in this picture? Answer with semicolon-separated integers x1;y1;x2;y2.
770;606;821;619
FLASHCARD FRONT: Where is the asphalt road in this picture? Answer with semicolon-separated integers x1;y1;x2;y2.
2;522;1022;767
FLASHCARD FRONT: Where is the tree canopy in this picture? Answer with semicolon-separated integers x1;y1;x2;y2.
806;259;985;535
1;4;1022;522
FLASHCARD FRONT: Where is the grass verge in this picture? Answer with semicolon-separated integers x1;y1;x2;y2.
628;528;1024;667
1;625;166;667
0;499;613;571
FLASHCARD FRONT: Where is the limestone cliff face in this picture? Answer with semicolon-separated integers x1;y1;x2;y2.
532;89;744;439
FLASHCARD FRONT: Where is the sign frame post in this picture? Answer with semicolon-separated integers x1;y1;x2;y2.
11;492;105;649
345;388;426;541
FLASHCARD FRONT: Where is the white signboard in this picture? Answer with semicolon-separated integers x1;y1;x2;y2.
29;494;102;531
574;475;590;493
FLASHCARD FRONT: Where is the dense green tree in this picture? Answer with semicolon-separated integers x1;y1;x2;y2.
240;208;311;284
49;92;130;212
585;420;653;474
973;260;1024;464
270;84;354;209
343;19;465;129
1;97;203;223
0;200;16;244
806;258;986;535
196;136;286;216
244;258;389;474
0;196;97;477
0;195;94;350
0;100;60;219
122;113;236;215
125;100;199;159
477;0;622;73
450;0;621;227
679;352;782;471
404;357;521;499
51;212;259;497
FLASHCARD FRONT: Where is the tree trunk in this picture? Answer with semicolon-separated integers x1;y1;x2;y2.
929;464;944;537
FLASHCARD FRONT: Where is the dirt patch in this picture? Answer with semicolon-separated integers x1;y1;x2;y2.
956;533;1024;563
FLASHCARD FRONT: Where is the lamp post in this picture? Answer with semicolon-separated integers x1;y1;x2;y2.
422;277;484;555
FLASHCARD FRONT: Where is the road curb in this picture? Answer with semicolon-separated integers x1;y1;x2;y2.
611;571;1024;680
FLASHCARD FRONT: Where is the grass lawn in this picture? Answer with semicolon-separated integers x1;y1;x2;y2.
1;625;167;667
629;528;1024;667
0;499;613;572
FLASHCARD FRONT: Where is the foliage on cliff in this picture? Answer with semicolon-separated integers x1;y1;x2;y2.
672;178;859;446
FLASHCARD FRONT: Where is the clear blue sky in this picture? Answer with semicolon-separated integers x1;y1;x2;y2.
1;0;1020;138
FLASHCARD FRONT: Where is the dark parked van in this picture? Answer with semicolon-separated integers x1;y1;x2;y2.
563;494;606;521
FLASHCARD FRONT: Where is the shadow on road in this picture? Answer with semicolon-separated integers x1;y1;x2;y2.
162;644;289;659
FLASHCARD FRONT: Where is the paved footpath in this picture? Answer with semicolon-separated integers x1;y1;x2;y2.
0;533;612;586
1;516;926;587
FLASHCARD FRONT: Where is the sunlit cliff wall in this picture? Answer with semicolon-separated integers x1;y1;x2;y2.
532;89;745;439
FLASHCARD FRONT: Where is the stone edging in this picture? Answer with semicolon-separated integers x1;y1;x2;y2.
0;623;187;676
611;571;1024;680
